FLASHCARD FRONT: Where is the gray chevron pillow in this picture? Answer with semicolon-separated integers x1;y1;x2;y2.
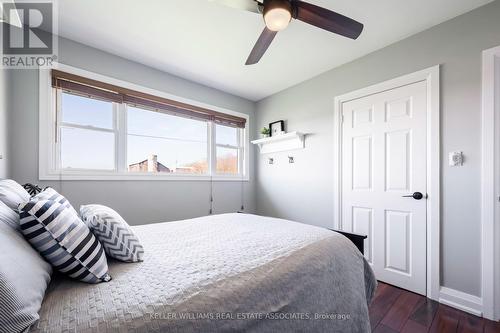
80;205;144;262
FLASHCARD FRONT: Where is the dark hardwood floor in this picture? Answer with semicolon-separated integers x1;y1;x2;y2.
369;282;500;333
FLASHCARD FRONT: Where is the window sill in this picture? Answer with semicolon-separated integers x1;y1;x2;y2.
39;172;250;182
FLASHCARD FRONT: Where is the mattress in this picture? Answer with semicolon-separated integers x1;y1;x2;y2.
30;213;376;333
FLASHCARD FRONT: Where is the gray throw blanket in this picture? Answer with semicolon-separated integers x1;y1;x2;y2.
31;213;376;333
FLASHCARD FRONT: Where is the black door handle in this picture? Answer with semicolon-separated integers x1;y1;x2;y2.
402;192;425;200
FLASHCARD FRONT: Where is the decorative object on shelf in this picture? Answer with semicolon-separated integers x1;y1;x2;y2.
288;156;294;164
268;158;274;165
260;127;271;138
269;120;285;137
251;131;305;154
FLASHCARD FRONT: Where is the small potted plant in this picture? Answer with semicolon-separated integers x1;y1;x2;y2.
261;127;271;138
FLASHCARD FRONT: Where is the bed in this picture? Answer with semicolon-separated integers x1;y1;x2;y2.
30;213;376;333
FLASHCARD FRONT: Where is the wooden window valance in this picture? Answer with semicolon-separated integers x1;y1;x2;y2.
51;70;247;128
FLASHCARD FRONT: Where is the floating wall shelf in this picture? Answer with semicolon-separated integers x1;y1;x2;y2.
251;131;305;154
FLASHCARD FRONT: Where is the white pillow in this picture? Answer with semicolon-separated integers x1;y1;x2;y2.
0;200;20;230
0;179;30;211
0;221;52;332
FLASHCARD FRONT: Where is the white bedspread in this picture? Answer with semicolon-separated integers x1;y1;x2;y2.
31;213;376;333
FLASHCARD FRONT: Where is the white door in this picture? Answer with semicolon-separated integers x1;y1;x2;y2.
341;81;427;295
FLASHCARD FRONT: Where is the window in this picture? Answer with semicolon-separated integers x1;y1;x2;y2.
215;125;242;175
127;106;209;174
42;67;249;180
59;92;116;170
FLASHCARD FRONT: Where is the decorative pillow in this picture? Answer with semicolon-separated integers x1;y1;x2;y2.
0;179;30;211
0;200;20;230
0;221;52;333
19;189;111;284
34;187;60;200
80;205;144;262
22;183;45;196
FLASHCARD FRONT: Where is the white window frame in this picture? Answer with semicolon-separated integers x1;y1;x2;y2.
56;92;119;173
213;123;245;177
39;63;250;181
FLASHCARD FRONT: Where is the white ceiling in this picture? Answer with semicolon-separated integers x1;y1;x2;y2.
57;0;493;101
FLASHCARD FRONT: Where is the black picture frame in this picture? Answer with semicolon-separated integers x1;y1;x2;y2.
269;120;284;137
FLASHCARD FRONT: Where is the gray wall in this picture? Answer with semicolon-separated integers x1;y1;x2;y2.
255;1;500;297
0;69;7;178
7;37;257;225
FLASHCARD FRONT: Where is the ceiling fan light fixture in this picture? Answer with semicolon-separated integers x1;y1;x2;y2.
263;0;292;31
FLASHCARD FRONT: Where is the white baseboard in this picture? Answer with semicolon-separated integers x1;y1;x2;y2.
439;287;483;317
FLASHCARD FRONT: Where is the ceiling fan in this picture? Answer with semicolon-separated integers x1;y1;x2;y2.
209;0;364;65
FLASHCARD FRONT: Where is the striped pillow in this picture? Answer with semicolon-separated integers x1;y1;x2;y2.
0;221;52;333
19;190;111;284
35;187;79;215
0;274;39;333
80;205;144;262
0;200;20;230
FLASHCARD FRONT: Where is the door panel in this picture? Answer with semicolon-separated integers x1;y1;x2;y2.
352;136;373;190
341;81;427;295
385;130;411;192
385;210;411;274
385;97;412;121
352;207;373;264
352;107;374;127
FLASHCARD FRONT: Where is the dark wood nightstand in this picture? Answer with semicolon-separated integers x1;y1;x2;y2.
329;229;367;255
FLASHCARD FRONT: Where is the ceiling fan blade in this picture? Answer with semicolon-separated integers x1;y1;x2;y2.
245;27;278;65
294;1;363;39
208;0;261;14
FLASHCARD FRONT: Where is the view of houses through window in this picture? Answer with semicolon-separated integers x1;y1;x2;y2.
126;105;209;174
58;92;244;177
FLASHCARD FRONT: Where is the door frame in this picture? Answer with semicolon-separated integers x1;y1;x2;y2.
333;65;441;301
481;45;500;321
